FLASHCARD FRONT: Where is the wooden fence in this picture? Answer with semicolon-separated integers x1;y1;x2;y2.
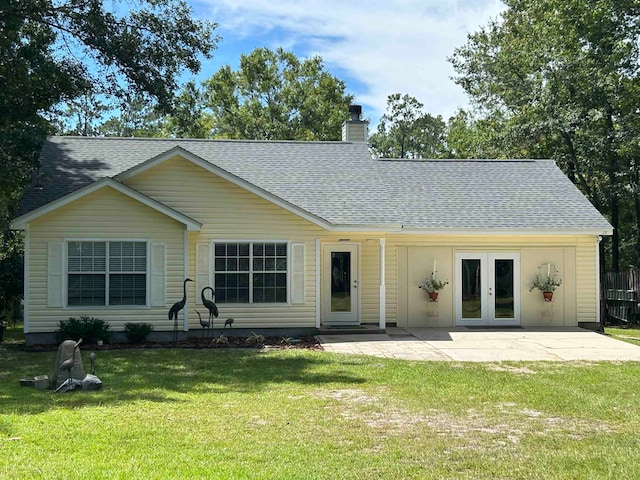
601;270;640;324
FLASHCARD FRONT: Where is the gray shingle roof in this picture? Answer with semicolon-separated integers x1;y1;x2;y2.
16;136;612;233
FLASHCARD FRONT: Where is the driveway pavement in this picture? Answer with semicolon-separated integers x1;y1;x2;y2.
317;327;640;362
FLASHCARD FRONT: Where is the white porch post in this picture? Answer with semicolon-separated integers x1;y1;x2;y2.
183;230;189;331
596;235;602;324
379;238;386;329
315;238;321;329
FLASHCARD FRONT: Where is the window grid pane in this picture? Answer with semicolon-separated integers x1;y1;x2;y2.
252;243;287;303
109;242;147;273
214;243;250;304
215;242;287;304
67;241;147;306
109;274;146;305
68;274;106;306
68;241;106;273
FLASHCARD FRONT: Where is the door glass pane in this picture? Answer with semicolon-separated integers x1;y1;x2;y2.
462;259;481;318
494;259;514;318
331;252;351;312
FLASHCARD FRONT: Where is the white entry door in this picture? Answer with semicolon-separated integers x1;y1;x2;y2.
322;244;359;325
455;253;521;326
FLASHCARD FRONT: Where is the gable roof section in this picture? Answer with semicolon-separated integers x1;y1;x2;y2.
15;136;613;235
11;177;202;231
113;146;362;231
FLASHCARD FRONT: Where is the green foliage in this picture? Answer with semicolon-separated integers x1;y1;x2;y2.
449;0;640;269
370;93;449;159
166;81;213;138
445;109;511;159
54;92;168;138
0;230;23;321
123;322;154;344
203;47;353;141
529;263;563;293
418;272;449;293
56;316;111;344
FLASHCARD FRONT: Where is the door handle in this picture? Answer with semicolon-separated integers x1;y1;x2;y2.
489;287;493;296
353;280;358;289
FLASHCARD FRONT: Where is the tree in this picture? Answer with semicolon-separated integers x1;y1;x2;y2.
450;0;640;270
52;93;110;136
202;48;353;141
369;94;449;159
0;0;217;313
166;81;213;138
99;94;166;138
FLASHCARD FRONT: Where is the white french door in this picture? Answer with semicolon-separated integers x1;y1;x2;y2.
455;253;521;326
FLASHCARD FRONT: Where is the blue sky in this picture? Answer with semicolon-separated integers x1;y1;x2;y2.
187;0;506;127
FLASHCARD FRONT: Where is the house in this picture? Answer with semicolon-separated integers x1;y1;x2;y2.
11;107;613;345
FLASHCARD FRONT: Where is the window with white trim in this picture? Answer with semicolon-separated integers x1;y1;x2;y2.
214;242;287;303
67;241;147;306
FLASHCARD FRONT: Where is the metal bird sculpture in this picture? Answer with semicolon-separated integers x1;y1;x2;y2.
200;287;219;324
169;278;193;320
196;310;210;337
169;278;193;342
224;318;234;329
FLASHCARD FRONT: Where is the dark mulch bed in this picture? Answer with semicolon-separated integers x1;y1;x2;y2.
24;336;323;352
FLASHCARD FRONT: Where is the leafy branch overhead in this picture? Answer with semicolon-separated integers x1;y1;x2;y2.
3;0;219;113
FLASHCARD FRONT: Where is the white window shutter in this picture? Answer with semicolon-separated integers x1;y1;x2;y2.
196;243;210;305
47;242;63;307
291;243;305;304
150;243;166;307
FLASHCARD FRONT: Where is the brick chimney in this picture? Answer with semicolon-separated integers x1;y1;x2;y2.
342;105;368;142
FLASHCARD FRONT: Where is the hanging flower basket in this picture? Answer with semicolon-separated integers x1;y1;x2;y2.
419;271;448;302
529;263;562;301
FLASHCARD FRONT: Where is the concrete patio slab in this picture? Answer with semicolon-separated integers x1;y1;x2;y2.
317;327;640;362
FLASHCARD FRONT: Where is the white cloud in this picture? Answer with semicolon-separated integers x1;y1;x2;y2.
197;0;506;123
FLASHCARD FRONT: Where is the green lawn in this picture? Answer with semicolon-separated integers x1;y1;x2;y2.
606;326;640;347
2;324;640;479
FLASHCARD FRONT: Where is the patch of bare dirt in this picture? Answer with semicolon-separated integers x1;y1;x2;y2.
485;364;537;374
312;388;614;449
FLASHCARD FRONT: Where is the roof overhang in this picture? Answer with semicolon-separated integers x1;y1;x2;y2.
10;177;202;231
394;227;614;236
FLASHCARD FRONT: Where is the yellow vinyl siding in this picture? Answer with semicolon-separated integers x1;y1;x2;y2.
27;187;185;332
390;234;598;328
127;157;324;329
384;243;398;323
359;240;380;323
576;241;598;322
